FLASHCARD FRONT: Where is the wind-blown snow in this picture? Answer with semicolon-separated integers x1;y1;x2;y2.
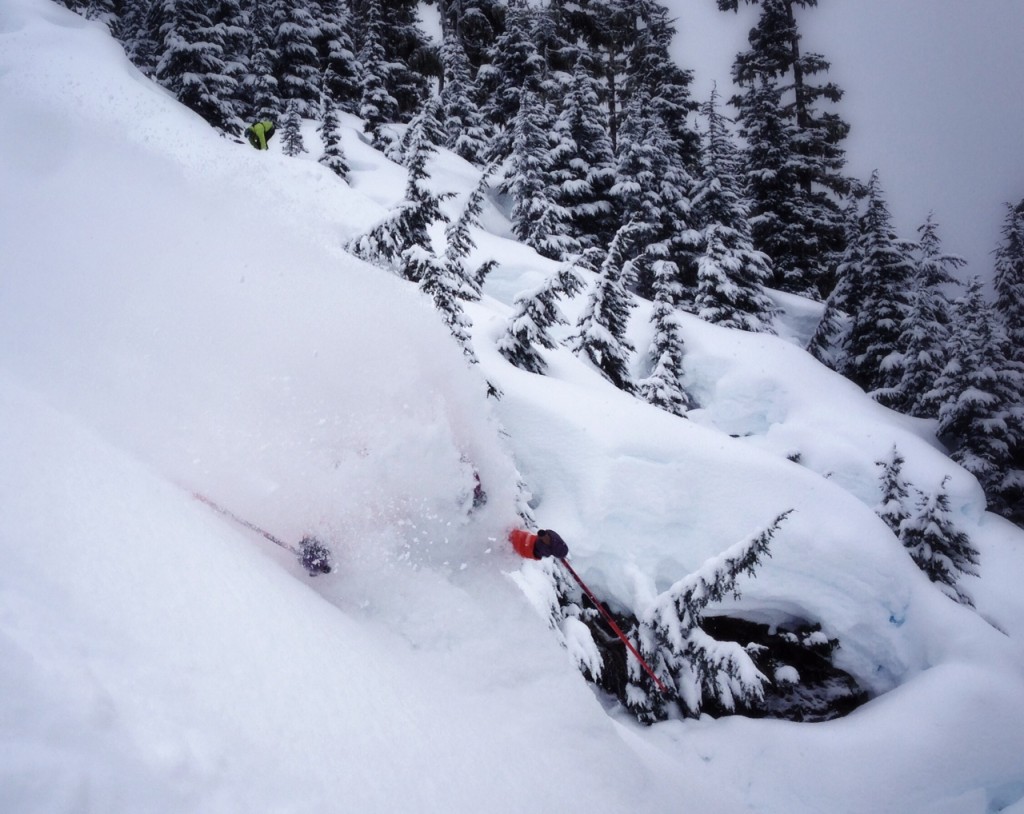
2;2;1023;812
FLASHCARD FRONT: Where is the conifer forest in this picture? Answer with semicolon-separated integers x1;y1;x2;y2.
70;0;1022;520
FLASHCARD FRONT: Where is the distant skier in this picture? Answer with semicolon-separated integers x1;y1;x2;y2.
509;528;568;560
245;120;276;150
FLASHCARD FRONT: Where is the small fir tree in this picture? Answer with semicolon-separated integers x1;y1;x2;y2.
899;476;979;607
842;173;916;400
419;249;477;363
85;0;118;31
346;108;451;283
395;95;446;165
361;0;433;118
992;199;1024;523
993;199;1024;363
890;214;962;416
357;0;400;150
612;86;696;299
628;511;792;722
115;0;158;76
874;445;912;536
318;72;349;181
572;223;640;393
638;260;692;417
442;164;500;302
438;0;503;71
807;193;864;368
625;1;700;170
478;0;545;145
692;87;777;333
931;278;1024;520
237;0;280;124
280;99;306;156
498;251;592;375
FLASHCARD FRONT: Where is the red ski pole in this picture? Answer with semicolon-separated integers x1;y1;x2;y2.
558;558;670;695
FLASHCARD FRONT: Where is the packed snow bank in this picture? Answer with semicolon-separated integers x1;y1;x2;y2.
0;0;525;568
483;325;1012;694
0;374;736;813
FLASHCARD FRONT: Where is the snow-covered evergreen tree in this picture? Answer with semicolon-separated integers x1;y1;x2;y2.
211;0;249;118
241;0;281;125
280;99;306;156
356;0;400;150
507;90;579;261
900;476;979;607
624;0;700;172
554;0;648;157
272;0;321;118
442;165;499;302
438;0;503;70
84;0;118;32
317;71;349;181
874;445;912;536
612;87;695;299
315;0;361;114
355;0;433;118
993;199;1024;363
629;511;792;722
395;130;452;283
841;173;916;400
931;277;1024;521
807;193;863;368
722;0;849;298
478;0;545;144
891;215;962;416
395;95;446;165
346;107;451;284
992;199;1024;523
439;32;489;164
150;0;239;133
117;0;158;76
498;251;591;375
548;58;618;251
692;87;777;333
638;260;692;416
419;249;477;364
572;224;639;393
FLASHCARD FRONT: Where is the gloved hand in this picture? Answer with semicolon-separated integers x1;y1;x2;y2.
534;529;568;559
299;536;333;575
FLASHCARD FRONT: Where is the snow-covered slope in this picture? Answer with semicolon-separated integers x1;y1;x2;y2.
2;2;1023;812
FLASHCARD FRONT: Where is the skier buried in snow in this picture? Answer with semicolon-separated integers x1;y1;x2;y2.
509;528;568;560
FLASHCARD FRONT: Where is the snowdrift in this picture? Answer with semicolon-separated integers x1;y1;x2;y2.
2;1;1023;812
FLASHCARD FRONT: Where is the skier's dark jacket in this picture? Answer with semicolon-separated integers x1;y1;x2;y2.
509;528;568;560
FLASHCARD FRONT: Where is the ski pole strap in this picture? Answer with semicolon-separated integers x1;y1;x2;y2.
559;558;670;695
192;492;298;553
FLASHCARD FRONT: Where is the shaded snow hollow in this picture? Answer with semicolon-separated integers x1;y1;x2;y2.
2;2;1024;812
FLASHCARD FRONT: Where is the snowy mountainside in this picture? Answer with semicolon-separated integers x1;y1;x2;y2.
2;1;1024;812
